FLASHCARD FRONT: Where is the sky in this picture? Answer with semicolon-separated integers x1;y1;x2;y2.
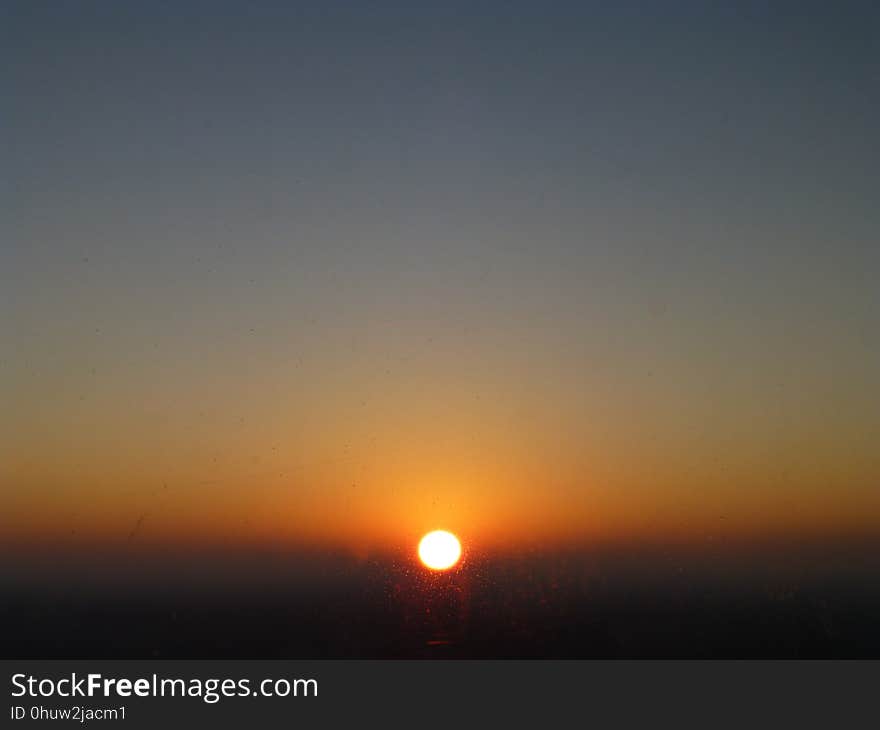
2;1;879;554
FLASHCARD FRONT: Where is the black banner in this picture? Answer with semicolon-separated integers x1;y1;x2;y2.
2;660;873;727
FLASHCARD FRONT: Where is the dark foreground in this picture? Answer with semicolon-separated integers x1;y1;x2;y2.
3;540;879;658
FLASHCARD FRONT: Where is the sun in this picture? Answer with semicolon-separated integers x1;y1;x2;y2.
418;530;462;571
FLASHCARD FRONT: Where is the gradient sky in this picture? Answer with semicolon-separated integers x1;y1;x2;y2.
2;1;878;552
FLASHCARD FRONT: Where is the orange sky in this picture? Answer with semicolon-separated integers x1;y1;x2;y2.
4;325;879;553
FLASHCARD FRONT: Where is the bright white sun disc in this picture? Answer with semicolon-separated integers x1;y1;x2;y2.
418;530;462;570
